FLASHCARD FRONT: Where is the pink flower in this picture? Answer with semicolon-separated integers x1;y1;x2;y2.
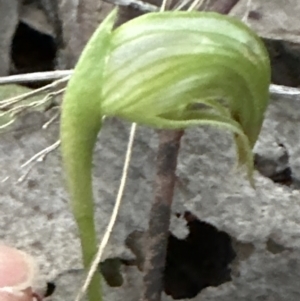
0;245;38;301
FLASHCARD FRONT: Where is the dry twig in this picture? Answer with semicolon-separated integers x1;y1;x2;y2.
105;0;159;11
1;89;65;117
270;84;300;101
20;140;61;170
0;70;72;85
142;129;184;301
0;78;68;108
42;110;60;129
18;140;61;183
1;140;61;184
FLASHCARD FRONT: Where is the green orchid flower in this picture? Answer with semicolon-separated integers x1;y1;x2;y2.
60;8;270;301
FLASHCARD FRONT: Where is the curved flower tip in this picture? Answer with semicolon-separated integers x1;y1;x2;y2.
0;244;37;301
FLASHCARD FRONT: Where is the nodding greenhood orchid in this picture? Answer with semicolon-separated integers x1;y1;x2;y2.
60;8;270;301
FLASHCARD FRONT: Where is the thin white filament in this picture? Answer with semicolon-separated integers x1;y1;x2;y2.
187;0;204;11
160;0;169;12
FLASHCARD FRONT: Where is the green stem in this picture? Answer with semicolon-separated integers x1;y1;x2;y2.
77;213;102;301
60;10;118;301
60;99;103;301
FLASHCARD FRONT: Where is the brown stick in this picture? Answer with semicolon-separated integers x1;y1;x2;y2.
141;1;241;301
141;129;184;301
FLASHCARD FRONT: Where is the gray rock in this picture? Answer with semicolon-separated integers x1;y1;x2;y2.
2;1;300;300
231;0;300;44
0;0;19;75
1;90;300;300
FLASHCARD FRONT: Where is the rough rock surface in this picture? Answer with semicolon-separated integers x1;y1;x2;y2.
1;91;300;300
0;0;19;76
230;0;300;87
231;0;300;43
1;0;300;300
